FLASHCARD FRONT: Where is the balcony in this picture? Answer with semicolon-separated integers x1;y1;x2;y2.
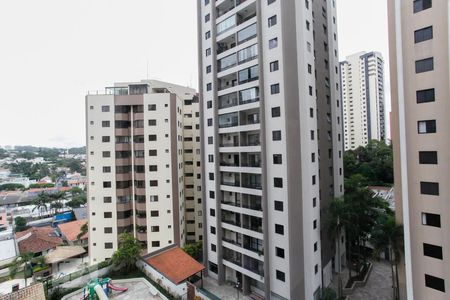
136;215;147;227
137;231;147;242
222;210;241;227
223;247;243;267
242;215;262;233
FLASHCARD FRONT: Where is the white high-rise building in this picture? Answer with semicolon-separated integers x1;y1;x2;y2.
340;51;386;150
86;80;202;264
198;0;344;299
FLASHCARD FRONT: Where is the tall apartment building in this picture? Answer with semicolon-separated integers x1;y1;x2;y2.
86;80;202;264
389;0;449;299
340;51;386;150
198;0;344;299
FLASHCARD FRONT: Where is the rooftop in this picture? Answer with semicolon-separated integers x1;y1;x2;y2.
45;246;86;264
145;246;205;285
0;283;45;300
16;226;62;254
58;219;87;242
0;239;18;262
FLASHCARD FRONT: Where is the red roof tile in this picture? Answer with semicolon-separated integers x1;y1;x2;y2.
16;226;62;254
146;247;205;285
58;220;87;242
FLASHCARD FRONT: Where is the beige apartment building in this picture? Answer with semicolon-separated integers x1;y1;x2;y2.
86;80;202;264
389;0;450;299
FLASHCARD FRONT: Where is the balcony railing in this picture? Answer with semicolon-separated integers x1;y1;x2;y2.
221;180;241;187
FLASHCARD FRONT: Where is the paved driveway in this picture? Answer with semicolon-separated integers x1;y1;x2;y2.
349;260;393;300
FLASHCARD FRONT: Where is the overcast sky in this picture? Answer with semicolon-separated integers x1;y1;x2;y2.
0;0;389;148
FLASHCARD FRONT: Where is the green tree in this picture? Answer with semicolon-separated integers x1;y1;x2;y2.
77;222;88;241
0;183;25;191
9;252;34;287
32;192;51;216
49;191;66;214
371;212;404;300
14;216;28;232
111;233;142;272
182;241;203;261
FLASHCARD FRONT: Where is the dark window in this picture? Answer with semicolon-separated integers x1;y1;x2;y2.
275;224;284;235
206;83;212;91
205;13;210;22
101;105;110;112
150;210;159;217
422;212;441;227
420;182;439;195
415;57;434;73
268;0;276;3
419;151;438;164
414;0;432;13
210;226;216;234
209;173;214;180
425;274;445;292
272;107;281;117
209;261;218;273
152;241;160;247
418;120;436;134
149;165;158;172
149;150;157;156
210;209;215;217
105;242;113;249
104;227;113;234
148;104;156;111
274;177;283;188
205;31;211;40
207;101;212;109
274;200;283;211
103;197;112;203
272;130;281;141
314;242;318;252
268;15;277;27
208;136;213;144
416;88;435;103
423;243;443;259
102;151;111;158
273;154;282;164
270;61;279;72
205;0;209;5
415;26;433;43
211;244;216;252
271;84;280;94
206;48;211;56
207;118;213;126
149;135;157;141
103;181;111;188
276;270;285;282
276;247;285;258
104;212;112;218
102;166;111;173
269;37;278;49
209;191;215;199
150;180;158;187
102;136;110;142
102;121;110;127
313;197;317;207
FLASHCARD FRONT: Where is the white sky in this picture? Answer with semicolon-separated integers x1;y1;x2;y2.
0;0;389;148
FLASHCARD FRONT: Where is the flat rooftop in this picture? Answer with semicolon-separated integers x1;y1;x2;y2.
62;278;167;300
0;239;17;262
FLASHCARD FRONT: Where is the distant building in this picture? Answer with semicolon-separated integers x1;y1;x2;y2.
341;51;386;150
369;186;395;211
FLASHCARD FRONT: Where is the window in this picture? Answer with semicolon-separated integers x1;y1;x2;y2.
422;212;441;227
105;242;113;249
103;197;112;203
273;154;282;164
271;84;280;94
152;241;160;247
237;23;257;44
238;65;259;84
276;247;285;258
209;173;214;180
314;242;318;252
102;166;111;173
310;130;315;140
205;13;210;23
420;182;439;195
206;83;212;91
149;134;157;141
151;226;160;232
104;212;112;218
103;181;111;188
208;155;214;162
209;261;218;274
208;136;213;144
272;107;281;117
268;15;277;27
102;136;110;142
274;177;283;188
209;191;215;199
102;121;110;127
272;130;281;141
423;243;443;259
274;200;283;211
205;0;209;5
315;264;319;274
418;120;436;134
149;165;157;172
415;57;434;73
269;38;278;49
419;151;438;164
149;150;157;156
206;65;211;73
206;48;211;57
150;180;158;187
207;101;212;109
205;31;211;40
416;88;435;103
101;105;110;112
276;270;285;282
210;226;216;234
313;197;317;207
275;224;284;235
104;227;113;234
150;195;158;202
414;0;432;13
270;61;279;72
150;210;159;217
268;0;276;4
148;104;156;111
211;244;216;252
415;26;433;43
313;220;317;229
425;274;445;292
148;119;157;126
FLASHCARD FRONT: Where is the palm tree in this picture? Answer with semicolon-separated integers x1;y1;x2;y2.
370;212;404;300
112;233;142;272
10;252;34;287
49;191;67;214
32;192;50;217
77;222;88;242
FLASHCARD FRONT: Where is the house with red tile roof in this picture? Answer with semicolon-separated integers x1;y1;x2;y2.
16;226;62;256
57;219;87;246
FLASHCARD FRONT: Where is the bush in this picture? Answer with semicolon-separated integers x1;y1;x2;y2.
0;183;25;191
29;183;54;189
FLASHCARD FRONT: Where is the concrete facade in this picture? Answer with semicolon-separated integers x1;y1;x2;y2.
388;0;450;299
198;0;344;299
341;51;386;150
86;80;202;264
